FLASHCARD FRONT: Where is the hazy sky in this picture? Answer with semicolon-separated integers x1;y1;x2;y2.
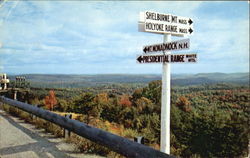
0;1;249;74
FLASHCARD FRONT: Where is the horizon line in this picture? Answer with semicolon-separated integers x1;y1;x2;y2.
2;72;249;76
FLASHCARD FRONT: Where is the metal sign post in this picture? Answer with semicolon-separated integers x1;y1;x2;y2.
138;11;195;155
161;34;171;154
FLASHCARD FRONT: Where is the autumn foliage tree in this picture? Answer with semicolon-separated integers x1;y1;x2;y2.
176;96;191;112
44;90;57;111
94;93;109;104
119;95;132;107
27;80;249;157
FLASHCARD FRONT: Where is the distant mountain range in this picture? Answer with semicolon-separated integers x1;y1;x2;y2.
8;72;249;88
171;72;249;86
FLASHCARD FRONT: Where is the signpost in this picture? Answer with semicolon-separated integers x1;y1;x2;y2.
138;11;194;36
137;53;197;63
143;39;190;54
138;11;196;155
161;34;171;154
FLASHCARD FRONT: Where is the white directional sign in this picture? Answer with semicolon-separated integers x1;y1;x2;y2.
143;39;190;54
138;11;194;36
137;11;197;154
137;53;197;63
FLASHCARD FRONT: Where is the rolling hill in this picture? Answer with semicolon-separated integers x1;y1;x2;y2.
8;72;249;88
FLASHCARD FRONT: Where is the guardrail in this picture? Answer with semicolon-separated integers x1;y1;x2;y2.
0;96;175;158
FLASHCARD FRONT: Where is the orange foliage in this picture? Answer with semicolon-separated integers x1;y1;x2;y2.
44;90;57;111
176;96;191;112
119;95;132;107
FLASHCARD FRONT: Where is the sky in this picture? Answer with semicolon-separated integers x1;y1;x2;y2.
0;1;249;74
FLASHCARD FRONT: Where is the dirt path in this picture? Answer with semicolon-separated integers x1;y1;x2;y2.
0;110;105;158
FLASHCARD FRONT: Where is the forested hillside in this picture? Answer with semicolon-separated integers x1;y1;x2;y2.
5;80;249;158
8;73;249;88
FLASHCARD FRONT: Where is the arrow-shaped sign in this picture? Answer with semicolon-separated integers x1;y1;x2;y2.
139;22;194;36
137;53;197;64
143;39;190;54
139;11;194;36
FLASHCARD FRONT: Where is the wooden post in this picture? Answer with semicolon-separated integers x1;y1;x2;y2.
13;91;17;100
134;136;145;144
64;114;72;139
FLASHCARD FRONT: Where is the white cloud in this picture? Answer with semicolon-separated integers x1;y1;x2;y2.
0;1;248;74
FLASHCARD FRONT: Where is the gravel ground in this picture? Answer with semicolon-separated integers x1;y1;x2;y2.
0;109;105;158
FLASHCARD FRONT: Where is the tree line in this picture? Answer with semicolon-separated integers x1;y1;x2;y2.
7;81;249;157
